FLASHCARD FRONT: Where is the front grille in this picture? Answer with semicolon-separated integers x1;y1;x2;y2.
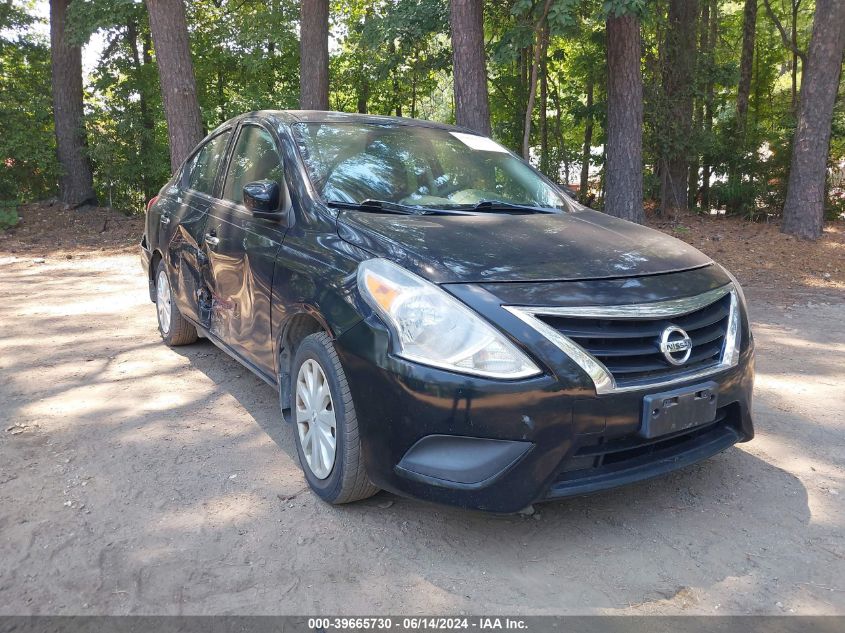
536;293;731;388
559;407;732;477
542;403;746;499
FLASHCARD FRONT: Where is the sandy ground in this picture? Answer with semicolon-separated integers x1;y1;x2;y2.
0;251;843;615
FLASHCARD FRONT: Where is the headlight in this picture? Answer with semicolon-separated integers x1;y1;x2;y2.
357;259;541;379
720;265;752;351
720;266;748;312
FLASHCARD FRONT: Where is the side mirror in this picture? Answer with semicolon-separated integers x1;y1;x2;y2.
243;180;285;220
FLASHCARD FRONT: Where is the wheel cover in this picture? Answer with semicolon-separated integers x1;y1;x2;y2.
156;269;172;335
295;358;337;480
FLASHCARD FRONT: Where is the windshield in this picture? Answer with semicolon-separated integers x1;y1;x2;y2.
291;122;569;211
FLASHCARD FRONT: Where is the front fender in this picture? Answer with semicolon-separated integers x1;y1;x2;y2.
270;230;372;380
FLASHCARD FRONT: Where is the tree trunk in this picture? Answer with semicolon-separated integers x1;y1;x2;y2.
217;70;226;124
539;24;549;175
146;0;204;171
736;0;757;135
579;75;594;204
521;0;553;159
688;133;700;209
522;45;539;158
688;0;711;209
762;0;808;115
357;72;369;114
605;12;644;224
660;0;698;215
701;0;717;211
551;77;567;184
267;40;276;96
410;71;417;117
687;113;701;209
791;0;801;113
299;0;329;110
142;30;156;197
450;0;491;136
388;40;402;116
514;47;527;149
127;18;155;200
50;0;96;206
781;0;845;239
355;8;372;114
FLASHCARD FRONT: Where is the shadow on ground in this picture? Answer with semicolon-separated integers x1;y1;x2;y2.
0;255;842;615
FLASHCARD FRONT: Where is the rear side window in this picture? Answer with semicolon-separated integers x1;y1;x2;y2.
185;130;231;196
223;125;283;205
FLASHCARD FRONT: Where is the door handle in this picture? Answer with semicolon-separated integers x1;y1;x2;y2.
205;234;220;246
160;215;170;225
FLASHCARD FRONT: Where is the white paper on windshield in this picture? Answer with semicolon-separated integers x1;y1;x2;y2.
449;132;509;153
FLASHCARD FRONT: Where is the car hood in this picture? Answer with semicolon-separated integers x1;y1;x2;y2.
336;207;713;284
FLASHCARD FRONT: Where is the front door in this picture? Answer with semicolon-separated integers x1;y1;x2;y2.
202;122;288;377
161;128;232;323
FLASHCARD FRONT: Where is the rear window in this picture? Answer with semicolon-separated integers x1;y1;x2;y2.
185;130;231;196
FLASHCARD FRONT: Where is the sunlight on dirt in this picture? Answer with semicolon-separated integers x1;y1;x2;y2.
1;252;843;615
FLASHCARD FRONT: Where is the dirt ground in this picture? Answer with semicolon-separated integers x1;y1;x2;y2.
0;204;844;615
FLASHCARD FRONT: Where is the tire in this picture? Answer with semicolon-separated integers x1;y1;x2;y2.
290;332;379;504
155;259;198;347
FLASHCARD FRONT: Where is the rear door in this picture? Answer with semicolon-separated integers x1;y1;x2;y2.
202;121;288;377
159;128;232;323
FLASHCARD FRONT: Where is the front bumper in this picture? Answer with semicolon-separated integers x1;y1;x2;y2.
335;315;754;514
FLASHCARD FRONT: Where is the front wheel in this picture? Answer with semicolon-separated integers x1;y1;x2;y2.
290;332;379;504
155;260;198;346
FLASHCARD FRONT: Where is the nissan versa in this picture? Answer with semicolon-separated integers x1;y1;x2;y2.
140;111;755;513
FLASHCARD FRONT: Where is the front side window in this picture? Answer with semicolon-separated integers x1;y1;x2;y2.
291;122;568;211
185;130;231;196
223;125;283;205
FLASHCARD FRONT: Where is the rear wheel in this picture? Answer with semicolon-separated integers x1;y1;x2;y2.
290;332;379;504
155;260;198;346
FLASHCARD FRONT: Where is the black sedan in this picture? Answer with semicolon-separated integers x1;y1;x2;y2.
140;110;755;513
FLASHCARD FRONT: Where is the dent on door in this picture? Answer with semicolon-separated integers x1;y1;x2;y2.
201;215;240;341
165;193;211;323
236;227;284;372
201;211;285;376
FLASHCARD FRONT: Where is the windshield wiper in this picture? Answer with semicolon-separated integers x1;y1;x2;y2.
469;200;560;214
327;199;433;215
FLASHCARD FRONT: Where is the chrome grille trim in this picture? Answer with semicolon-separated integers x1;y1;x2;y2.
504;284;741;394
519;284;732;319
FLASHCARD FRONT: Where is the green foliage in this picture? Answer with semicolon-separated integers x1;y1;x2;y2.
65;0;170;210
0;200;19;230
602;0;648;19
0;0;839;222
329;0;451;118
189;0;301;124
0;2;58;201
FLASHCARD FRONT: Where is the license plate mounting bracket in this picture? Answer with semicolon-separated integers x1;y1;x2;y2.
640;381;719;439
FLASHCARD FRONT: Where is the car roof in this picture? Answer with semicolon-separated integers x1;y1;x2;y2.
234;110;480;135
